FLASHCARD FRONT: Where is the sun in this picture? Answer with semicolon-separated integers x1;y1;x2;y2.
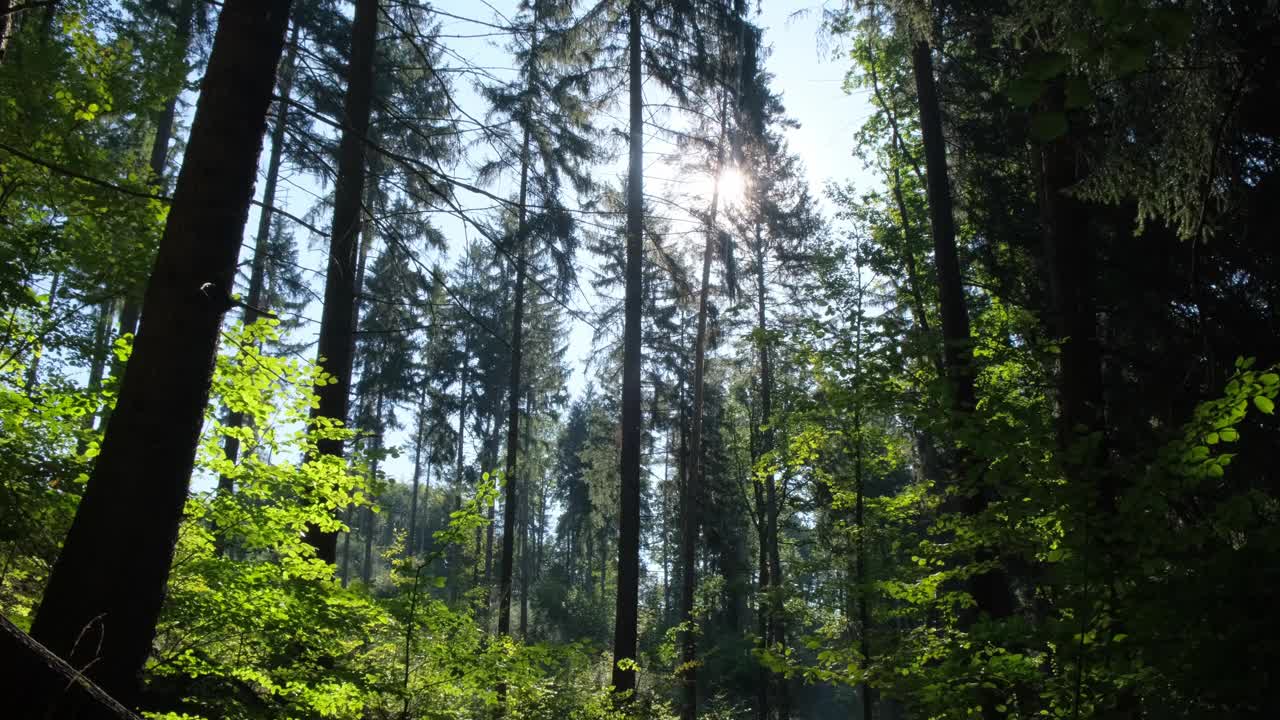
691;165;747;211
717;166;746;208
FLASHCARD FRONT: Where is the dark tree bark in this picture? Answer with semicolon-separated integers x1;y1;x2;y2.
910;36;1015;709
406;384;428;558
302;0;379;563
1038;84;1105;478
498;121;532;639
0;0;13;65
362;391;385;586
22;2;291;715
218;19;299;497
448;361;468;605
610;0;644;701
518;392;534;641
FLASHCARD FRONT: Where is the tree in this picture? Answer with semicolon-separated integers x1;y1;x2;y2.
20;0;292;712
303;0;378;563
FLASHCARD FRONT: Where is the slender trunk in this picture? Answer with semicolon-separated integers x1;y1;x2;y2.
484;423;498;589
341;507;353;586
75;300;114;456
303;0;378;563
1038;84;1104;478
752;219;785;720
407;384;427;557
610;0;645;700
362;391;384;586
219;20;300;496
519;393;534;641
754;459;771;720
910;37;1013;621
450;362;468;604
662;424;672;619
887;161;941;372
22;3;291;713
499;120;533;638
0;0;13;65
852;249;875;720
681;93;729;720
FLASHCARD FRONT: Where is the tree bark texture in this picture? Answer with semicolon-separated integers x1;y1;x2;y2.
609;0;644;700
303;0;379;563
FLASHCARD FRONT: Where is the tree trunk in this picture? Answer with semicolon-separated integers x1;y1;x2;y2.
681;93;729;720
341;507;353;587
519;392;534;641
0;0;13;65
407;384;427;558
449;362;468;605
303;0;378;563
218;19;299;497
851;248;875;720
1038;84;1104;479
22;3;291;715
498;119;533;639
910;37;1014;623
75;300;114;456
610;0;644;700
362;391;385;586
752;218;787;720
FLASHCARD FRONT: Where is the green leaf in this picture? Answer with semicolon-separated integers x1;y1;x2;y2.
1255;396;1275;415
1205;432;1219;445
1030;112;1068;141
1219;428;1239;442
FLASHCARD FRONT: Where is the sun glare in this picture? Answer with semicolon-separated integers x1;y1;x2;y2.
692;166;747;210
717;167;746;208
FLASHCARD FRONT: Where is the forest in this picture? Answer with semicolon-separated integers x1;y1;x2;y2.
1;0;1277;718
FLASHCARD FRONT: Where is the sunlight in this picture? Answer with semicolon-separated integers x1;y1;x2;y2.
693;165;747;210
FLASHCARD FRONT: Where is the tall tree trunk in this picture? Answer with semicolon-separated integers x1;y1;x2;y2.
341;506;353;587
910;37;1014;623
498;120;533;639
752;219;786;720
0;0;13;65
662;423;673;620
610;0;644;700
681;93;729;720
519;392;534;641
753;453;771;720
218;19;300;497
302;0;379;563
407;384;427;558
449;361;468;605
1038;85;1104;479
22;3;291;715
851;247;875;720
75;300;114;456
362;391;385;586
